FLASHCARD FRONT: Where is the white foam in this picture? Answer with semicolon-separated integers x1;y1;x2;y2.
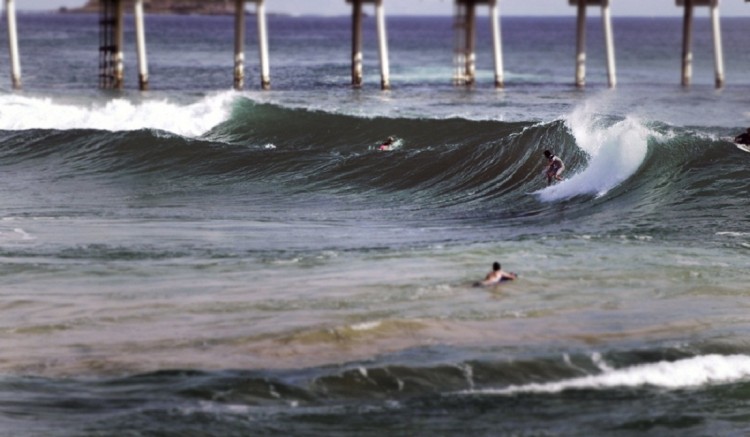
191;401;251;416
716;232;750;238
0;228;34;241
467;354;750;395
0;91;236;137
350;321;382;331
536;101;650;202
14;228;33;241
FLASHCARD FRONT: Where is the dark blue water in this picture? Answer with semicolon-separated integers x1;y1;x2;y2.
0;12;749;436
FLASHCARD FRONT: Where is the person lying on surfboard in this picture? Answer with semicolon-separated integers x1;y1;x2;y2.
734;128;750;146
543;149;565;185
475;261;517;286
379;136;396;151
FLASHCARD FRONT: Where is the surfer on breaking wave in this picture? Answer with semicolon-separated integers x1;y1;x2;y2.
475;261;517;287
734;128;750;146
543;150;565;186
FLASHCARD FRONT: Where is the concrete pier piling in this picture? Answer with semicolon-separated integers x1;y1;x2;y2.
570;0;616;88
17;0;745;91
234;0;271;90
489;0;504;88
710;0;725;88
375;0;391;90
98;0;149;90
256;0;271;90
464;1;477;86
99;0;124;89
677;0;725;88
574;0;586;87
350;0;364;88
681;0;694;86
113;0;124;89
348;0;391;90
452;3;466;85
348;0;386;90
5;0;21;89
234;0;246;90
601;0;616;88
453;0;505;88
134;0;149;90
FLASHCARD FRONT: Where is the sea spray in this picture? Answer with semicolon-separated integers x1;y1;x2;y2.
537;102;650;201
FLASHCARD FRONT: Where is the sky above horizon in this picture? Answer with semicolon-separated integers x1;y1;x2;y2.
12;0;750;16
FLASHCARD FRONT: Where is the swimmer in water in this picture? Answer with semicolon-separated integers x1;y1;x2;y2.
379;136;396;151
476;261;517;286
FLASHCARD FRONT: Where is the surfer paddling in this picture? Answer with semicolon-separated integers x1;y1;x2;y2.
475;261;517;287
734;128;750;146
543;150;565;186
379;136;396;151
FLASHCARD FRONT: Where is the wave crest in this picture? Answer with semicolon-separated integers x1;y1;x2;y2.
467;354;750;395
0;92;235;137
536;111;651;202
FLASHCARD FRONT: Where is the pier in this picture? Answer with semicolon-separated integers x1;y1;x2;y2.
571;0;616;88
4;0;21;89
451;0;504;88
2;0;748;90
678;0;725;88
348;0;391;89
233;0;270;90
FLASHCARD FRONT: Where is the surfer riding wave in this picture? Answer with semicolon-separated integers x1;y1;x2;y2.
543;150;565;186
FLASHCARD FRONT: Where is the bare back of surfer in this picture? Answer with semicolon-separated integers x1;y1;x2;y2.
479;261;517;286
543;150;565;186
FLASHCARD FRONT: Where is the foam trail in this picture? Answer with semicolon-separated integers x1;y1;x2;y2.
467;354;750;395
537;106;649;202
0;91;236;137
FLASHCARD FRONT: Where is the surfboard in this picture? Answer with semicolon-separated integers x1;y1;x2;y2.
721;136;750;153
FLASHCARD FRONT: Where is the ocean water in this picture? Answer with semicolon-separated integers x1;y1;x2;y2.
0;11;749;436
